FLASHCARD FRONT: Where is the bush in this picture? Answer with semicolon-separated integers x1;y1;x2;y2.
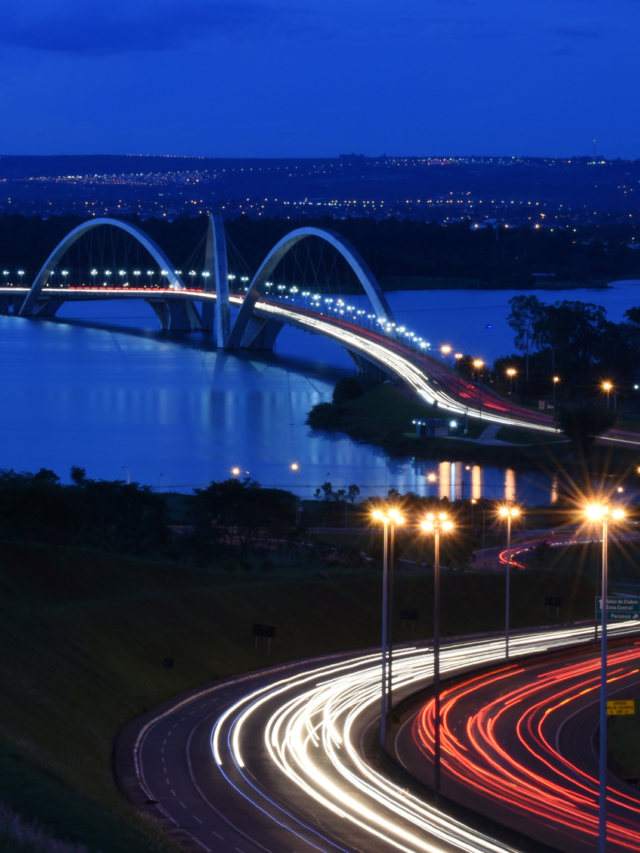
333;377;363;404
306;402;345;431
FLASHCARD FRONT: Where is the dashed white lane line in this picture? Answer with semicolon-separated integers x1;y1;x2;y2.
235;848;245;853
180;801;187;809
163;767;167;774
212;831;223;840
162;739;167;745
165;778;170;785
171;789;176;795
193;815;203;824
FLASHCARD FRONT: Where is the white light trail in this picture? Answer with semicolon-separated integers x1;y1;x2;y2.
211;622;639;853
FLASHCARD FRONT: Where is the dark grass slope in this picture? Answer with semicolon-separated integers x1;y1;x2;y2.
0;542;599;852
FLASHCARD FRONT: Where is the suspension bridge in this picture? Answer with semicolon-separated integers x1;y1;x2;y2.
0;215;625;439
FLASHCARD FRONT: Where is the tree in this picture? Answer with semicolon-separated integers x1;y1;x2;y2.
535;300;607;380
624;307;640;378
555;404;618;456
333;377;363;404
507;295;544;381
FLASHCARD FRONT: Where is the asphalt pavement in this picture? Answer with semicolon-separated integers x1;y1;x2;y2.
116;622;640;853
390;642;640;853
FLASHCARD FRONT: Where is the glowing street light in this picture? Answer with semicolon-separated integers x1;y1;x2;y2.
147;270;154;287
473;359;484;381
133;270;141;287
421;511;454;797
584;502;625;853
231;467;241;477
498;505;520;659
553;375;560;406
372;506;404;745
603;381;613;410
61;270;69;286
17;270;24;286
506;368;517;413
290;463;300;525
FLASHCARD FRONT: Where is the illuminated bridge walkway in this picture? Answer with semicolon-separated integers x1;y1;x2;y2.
0;214;631;441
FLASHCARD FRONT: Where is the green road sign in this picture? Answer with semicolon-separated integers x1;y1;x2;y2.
595;597;640;621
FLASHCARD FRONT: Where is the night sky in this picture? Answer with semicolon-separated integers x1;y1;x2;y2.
0;0;637;159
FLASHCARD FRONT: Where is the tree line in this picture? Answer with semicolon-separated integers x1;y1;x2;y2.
2;212;640;287
496;295;640;397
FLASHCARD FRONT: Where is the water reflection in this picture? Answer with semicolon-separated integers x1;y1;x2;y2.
0;301;565;504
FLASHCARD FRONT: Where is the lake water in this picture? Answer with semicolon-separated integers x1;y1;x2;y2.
1;283;637;504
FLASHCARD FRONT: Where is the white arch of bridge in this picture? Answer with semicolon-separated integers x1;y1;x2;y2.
19;218;186;318
225;226;395;349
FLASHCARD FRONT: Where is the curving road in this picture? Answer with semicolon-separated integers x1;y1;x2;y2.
118;621;640;853
392;641;640;852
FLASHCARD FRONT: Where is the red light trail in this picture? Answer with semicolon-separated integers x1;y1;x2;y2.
413;645;640;850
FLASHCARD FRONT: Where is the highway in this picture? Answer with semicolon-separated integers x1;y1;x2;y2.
392;641;640;852
120;621;640;853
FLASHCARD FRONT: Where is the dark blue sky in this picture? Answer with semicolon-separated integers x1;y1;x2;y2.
0;0;637;159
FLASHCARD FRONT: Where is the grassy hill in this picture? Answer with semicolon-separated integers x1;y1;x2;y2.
0;541;599;852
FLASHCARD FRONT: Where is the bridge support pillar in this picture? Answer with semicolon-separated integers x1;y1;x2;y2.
31;298;64;318
12;295;26;314
240;316;284;350
146;299;202;332
345;349;392;381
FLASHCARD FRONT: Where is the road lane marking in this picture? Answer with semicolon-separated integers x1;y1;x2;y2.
180;801;187;809
171;789;176;795
212;832;223;839
193;815;203;824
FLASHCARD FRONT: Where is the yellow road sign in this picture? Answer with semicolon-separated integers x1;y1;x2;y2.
607;700;635;716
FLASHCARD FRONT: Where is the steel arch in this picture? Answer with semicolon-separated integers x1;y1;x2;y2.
19;218;185;317
225;226;395;349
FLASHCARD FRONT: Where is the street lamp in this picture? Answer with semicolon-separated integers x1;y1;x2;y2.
61;270;69;287
584;502;625;853
147;270;154;287
133;270;141;287
17;270;24;286
290;463;300;525
506;368;517;414
421;512;454;798
498;504;520;659
553;376;560;407
372;507;404;746
441;344;451;364
91;269;97;287
231;467;241;477
603;381;612;410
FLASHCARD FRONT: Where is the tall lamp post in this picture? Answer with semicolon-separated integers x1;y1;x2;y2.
372;507;404;747
290;463;300;525
386;508;403;711
603;382;612;411
507;368;516;415
421;511;454;798
553;376;560;407
474;359;484;418
585;502;625;853
499;504;520;660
